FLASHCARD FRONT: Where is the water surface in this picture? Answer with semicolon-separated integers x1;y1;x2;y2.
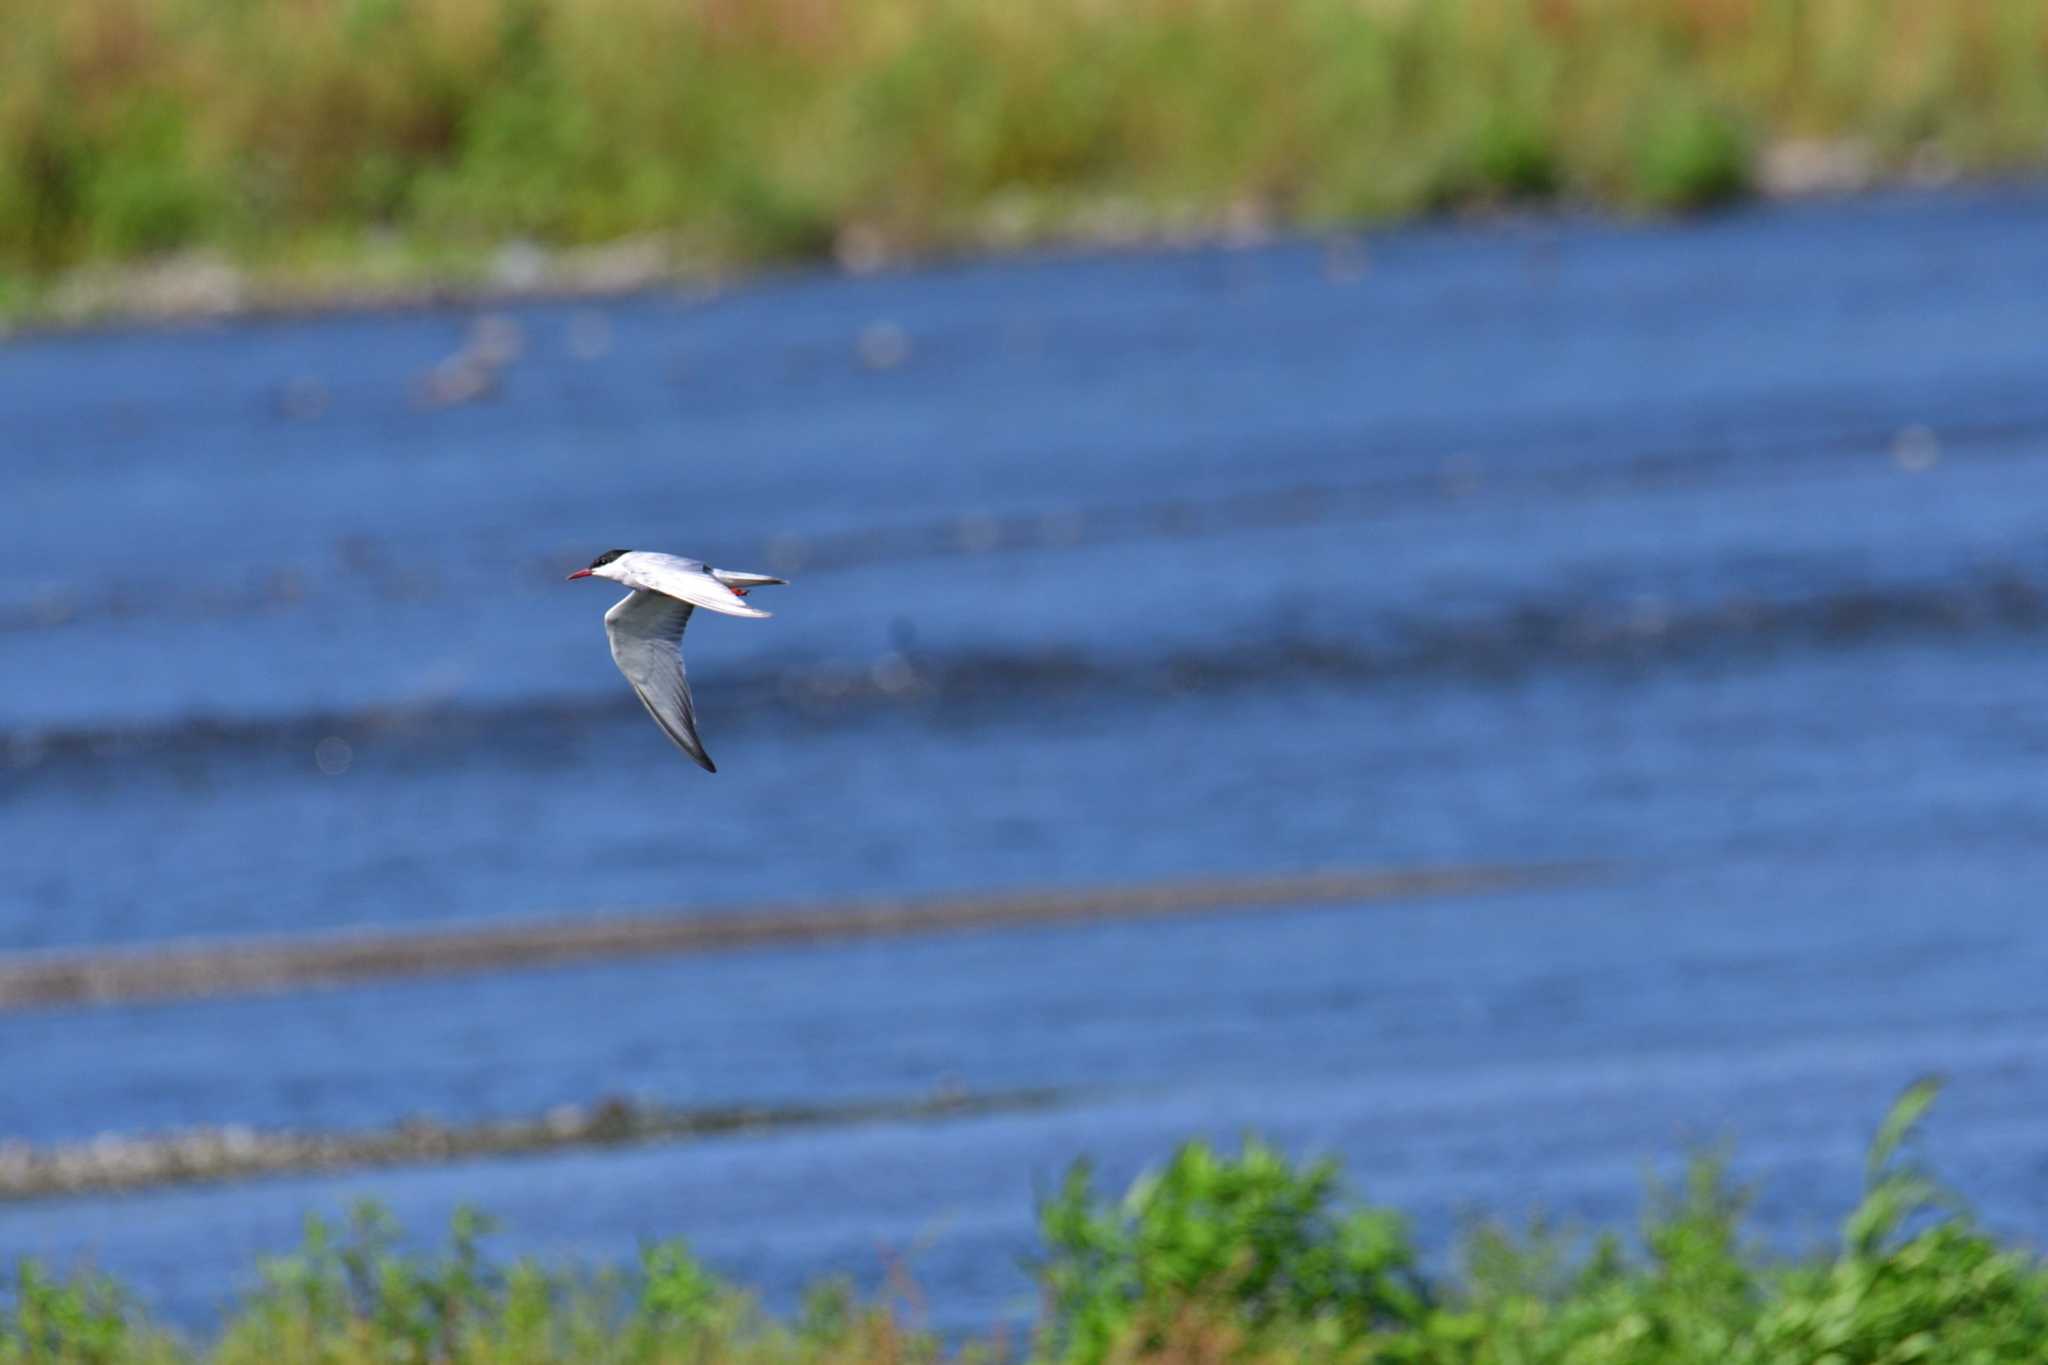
5;189;2048;1327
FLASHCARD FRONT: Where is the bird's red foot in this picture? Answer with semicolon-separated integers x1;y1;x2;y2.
731;587;749;597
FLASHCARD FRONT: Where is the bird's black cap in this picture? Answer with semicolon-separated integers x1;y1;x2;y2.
588;549;630;568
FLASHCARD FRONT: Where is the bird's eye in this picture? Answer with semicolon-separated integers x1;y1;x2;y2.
590;549;628;568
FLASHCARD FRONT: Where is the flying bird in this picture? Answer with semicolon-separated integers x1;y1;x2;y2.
567;549;786;772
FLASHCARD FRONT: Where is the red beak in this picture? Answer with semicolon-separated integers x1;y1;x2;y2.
566;568;592;580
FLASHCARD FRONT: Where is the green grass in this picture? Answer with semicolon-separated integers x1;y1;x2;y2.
3;0;2048;321
8;1080;2048;1363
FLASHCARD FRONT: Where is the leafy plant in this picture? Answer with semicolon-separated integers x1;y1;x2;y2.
6;1082;2046;1364
7;0;2048;317
1035;1136;1430;1361
0;1263;139;1365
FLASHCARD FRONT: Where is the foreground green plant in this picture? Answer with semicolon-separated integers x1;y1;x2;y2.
4;0;2048;321
7;1080;2045;1364
1036;1136;1432;1359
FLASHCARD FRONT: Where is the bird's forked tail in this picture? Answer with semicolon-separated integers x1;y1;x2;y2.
709;568;788;598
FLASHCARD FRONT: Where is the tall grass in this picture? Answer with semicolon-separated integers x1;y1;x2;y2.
8;1082;2048;1363
2;0;2046;302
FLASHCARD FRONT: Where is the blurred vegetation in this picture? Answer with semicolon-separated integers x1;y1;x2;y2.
2;0;2047;316
10;1081;2048;1362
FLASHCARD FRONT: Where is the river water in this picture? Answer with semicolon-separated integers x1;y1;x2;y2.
5;188;2048;1330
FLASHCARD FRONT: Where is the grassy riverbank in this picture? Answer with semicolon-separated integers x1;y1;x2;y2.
8;1084;2048;1363
4;0;2048;323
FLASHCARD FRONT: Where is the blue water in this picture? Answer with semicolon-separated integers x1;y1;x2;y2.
6;188;2048;1330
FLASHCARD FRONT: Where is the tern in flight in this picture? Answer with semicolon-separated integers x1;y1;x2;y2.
567;549;787;772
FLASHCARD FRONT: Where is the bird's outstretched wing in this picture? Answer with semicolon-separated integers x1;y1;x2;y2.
618;553;773;619
604;589;715;772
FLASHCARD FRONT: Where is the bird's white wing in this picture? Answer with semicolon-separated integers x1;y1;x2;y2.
619;553;771;619
604;589;716;772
